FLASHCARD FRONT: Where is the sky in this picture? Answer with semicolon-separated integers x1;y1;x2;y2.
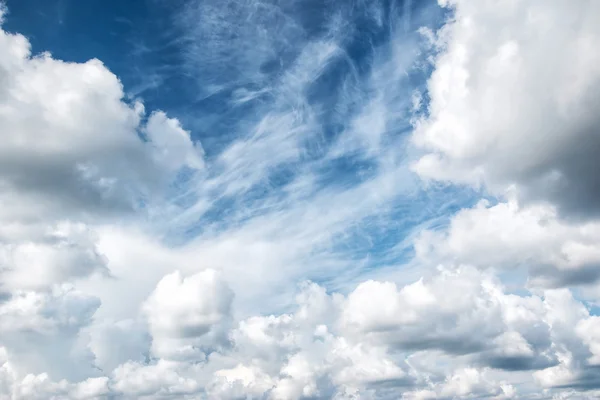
0;0;599;399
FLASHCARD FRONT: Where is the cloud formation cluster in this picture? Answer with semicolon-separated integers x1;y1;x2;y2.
0;0;599;399
3;266;600;398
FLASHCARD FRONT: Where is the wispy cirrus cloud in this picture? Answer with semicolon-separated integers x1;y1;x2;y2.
127;0;454;309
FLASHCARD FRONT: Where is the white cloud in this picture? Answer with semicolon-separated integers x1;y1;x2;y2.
415;199;600;288
0;284;100;383
87;319;150;373
531;289;600;391
0;264;598;398
0;285;98;336
111;360;202;398
208;364;275;399
0;222;108;291
0;4;206;395
406;1;600;388
418;367;515;399
412;0;600;218
144;111;205;172
103;267;598;398
577;317;600;366
142;269;233;361
0;5;204;296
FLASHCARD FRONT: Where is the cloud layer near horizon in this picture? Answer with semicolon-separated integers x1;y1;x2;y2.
1;0;600;399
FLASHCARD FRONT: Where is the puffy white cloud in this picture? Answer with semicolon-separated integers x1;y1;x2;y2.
343;269;502;355
111;360;202;398
0;5;204;396
0;285;98;336
577;317;600;366
142;269;233;361
11;374;109;400
412;0;600;218
403;367;515;399
0;34;203;219
207;364;275;399
0;222;108;291
69;377;111;400
0;267;597;398
412;197;600;389
196;268;577;397
407;1;600;385
144;111;205;172
0;285;100;383
0;4;204;295
415;199;600;288
531;289;600;391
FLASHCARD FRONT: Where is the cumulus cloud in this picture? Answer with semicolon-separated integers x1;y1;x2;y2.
0;2;204;294
142;269;233;361
532;289;600;391
412;0;600;218
403;1;600;394
1;264;599;398
0;45;200;219
0;4;205;303
0;222;109;291
0;284;100;382
144;111;205;172
402;368;516;400
111;360;202;398
0;3;206;396
99;267;594;398
415;198;600;288
0;285;98;335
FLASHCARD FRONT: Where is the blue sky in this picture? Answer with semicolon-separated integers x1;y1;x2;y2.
1;0;600;398
4;0;477;290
